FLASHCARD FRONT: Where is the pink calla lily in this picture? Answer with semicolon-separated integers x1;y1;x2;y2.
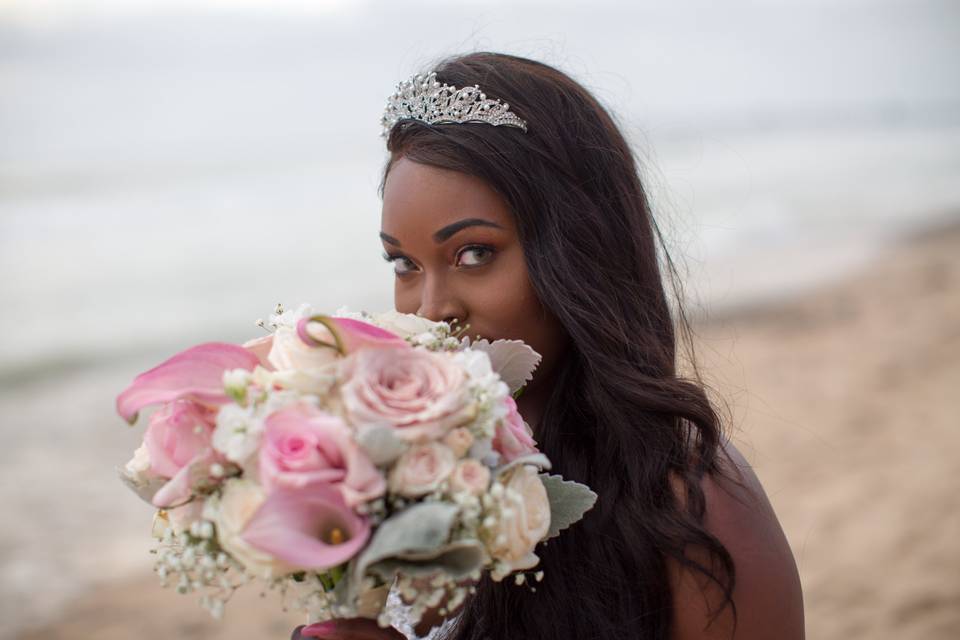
116;342;260;424
296;316;408;355
241;483;370;570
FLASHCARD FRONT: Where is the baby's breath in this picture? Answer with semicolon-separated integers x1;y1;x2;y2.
152;522;245;619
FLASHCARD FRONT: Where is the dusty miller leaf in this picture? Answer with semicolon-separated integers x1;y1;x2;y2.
540;474;598;539
351;502;459;587
355;425;406;466
468;339;541;393
367;539;487;582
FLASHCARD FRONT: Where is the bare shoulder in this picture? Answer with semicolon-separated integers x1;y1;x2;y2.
669;442;805;640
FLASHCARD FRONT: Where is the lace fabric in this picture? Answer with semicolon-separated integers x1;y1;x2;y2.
384;583;460;640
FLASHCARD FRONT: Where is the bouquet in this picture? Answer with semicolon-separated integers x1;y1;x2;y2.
116;304;596;630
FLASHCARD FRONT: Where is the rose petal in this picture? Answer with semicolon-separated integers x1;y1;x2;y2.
144;401;216;478
151;448;218;508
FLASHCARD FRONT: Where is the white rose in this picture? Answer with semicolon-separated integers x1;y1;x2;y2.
206;479;295;578
388;443;457;498
485;465;551;579
263;323;341;394
448;459;491;497
369;310;445;339
268;324;339;372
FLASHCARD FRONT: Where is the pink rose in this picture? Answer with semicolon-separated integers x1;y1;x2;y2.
260;404;385;508
142;400;223;508
388;443;457;498
151;447;220;509
492;396;538;463
340;347;475;442
144;400;217;478
443;427;475;458
448;459;491;497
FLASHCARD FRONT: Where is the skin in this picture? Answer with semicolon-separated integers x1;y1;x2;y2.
300;157;804;639
669;444;805;639
379;157;569;430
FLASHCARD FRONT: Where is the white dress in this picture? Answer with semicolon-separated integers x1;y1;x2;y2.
384;583;461;640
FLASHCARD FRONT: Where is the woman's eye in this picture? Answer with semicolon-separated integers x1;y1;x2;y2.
382;253;418;275
456;245;495;268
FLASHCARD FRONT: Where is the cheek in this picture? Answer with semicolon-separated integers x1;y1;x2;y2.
394;280;419;315
463;253;539;331
464;254;567;373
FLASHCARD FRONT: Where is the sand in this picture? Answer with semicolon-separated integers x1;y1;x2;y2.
14;219;960;640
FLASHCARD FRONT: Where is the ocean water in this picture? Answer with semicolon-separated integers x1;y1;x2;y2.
1;0;958;636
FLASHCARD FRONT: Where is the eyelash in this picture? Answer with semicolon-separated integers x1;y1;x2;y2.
381;244;495;275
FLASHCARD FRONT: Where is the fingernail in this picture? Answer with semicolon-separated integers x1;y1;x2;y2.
300;621;337;638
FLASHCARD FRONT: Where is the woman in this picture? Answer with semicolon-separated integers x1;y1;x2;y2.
298;52;804;640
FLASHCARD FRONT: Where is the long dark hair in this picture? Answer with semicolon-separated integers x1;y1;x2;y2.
380;52;734;640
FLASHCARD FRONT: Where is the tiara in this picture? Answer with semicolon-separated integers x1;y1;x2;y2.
380;71;528;137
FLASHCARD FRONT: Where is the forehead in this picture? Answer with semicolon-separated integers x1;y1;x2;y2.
381;157;515;233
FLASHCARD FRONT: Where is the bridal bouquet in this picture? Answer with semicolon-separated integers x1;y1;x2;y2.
116;305;596;629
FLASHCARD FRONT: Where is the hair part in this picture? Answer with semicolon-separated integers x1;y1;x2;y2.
381;51;735;640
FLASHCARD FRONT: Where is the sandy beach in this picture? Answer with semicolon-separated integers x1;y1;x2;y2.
12;216;960;640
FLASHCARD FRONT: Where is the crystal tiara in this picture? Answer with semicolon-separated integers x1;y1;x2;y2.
380;71;528;137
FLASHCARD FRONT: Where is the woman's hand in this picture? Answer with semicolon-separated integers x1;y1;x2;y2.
291;619;406;640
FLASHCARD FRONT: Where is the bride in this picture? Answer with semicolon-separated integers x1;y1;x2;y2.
295;52;804;640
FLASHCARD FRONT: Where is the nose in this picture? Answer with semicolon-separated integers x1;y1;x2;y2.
416;273;466;326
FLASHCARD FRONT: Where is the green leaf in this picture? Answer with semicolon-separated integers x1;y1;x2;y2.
367;539;487;582
495;453;551;476
355;425;407;466
350;502;460;587
540;474;598;539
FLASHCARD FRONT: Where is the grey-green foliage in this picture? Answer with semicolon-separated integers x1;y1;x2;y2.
349;502;460;592
368;539;487;582
540;474;598;539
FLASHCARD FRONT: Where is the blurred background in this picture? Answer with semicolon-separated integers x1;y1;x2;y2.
1;0;958;638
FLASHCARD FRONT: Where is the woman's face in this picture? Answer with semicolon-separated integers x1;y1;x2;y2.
380;156;568;386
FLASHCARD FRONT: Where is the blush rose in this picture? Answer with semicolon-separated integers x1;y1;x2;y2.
388;443;457;498
486;465;551;578
340;347;475;442
492;396;538;463
259;404;385;508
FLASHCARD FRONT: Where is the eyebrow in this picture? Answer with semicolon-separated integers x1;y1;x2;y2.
379;218;504;248
379;231;401;246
